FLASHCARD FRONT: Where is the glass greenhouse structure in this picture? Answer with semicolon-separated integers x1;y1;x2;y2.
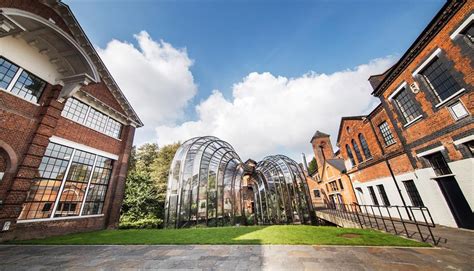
164;136;315;228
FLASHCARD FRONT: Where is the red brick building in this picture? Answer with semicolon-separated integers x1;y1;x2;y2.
307;131;357;208
336;0;473;229
0;0;143;240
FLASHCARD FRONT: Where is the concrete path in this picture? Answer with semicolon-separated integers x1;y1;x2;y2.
0;244;472;271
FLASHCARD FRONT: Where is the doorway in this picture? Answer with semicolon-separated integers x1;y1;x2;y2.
436;176;474;229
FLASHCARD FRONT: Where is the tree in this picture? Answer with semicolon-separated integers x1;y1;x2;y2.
150;143;181;218
120;142;180;227
307;157;317;175
135;143;159;174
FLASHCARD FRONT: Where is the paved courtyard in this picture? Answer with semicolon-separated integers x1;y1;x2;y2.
0;243;472;271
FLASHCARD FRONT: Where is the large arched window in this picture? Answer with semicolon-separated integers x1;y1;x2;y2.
359;134;372;159
352;139;363;162
345;144;355;166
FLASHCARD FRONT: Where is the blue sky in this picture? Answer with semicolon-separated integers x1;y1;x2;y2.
67;0;445;161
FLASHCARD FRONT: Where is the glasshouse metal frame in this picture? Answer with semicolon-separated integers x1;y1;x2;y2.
164;136;315;228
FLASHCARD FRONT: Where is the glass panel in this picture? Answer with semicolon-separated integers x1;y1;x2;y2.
346;144;355;166
352;139;363;162
10;70;45;103
0;57;19;89
421;57;461;102
19;143;73;220
359;134;372;159
104;117;122;138
378;121;396;146
394;87;422;123
376;184;390;206
85;107;108;133
403;180;424;207
62;98;89;124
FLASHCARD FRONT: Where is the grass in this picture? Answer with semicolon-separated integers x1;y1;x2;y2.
10;225;429;247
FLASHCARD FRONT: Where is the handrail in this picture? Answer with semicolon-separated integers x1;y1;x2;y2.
316;202;439;245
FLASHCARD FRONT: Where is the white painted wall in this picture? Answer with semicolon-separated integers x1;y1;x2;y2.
0;36;60;84
448;158;474;211
352;167;462;228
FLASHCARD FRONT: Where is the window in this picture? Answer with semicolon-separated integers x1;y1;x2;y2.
358;134;372;159
448;101;469;120
329;181;338;192
19;142;114;220
352;139;363;162
338;179;344;190
403;180;424;207
61;98;89;123
378;121;395;146
62;98;122;139
346;144;356;166
376;185;390;206
393;87;422;123
368;186;379;205
426;152;452;176
462;21;474;43
0;57;46;103
420;57;461;103
313;189;320;198
0;57;19;89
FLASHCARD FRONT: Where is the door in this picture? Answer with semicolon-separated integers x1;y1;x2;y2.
437;176;474;229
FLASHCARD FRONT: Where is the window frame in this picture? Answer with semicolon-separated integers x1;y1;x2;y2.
62;97;123;139
378;121;396;146
376;184;390;206
345;144;356;167
412;49;465;108
367;186;379;206
18;140;116;223
0;56;46;104
402;180;424;207
351;139;364;162
358;134;372;159
389;82;423;126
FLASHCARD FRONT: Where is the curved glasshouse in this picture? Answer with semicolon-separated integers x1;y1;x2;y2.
164;136;315;228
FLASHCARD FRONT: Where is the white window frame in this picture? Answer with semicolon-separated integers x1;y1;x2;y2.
416;145;446;158
0;59;42;106
450;14;474;40
412;48;465;107
62;97;123;140
18;137;117;223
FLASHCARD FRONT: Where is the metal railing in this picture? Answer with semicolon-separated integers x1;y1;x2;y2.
316;203;440;245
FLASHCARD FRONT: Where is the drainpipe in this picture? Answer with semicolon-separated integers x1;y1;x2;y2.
366;117;412;221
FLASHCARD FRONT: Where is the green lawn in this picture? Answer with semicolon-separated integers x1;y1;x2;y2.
11;225;429;247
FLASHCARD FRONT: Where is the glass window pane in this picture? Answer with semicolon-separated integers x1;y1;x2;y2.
394;87;422;123
104;117;122;138
421;57;461;102
378;121;396;146
359;134;372;159
10;70;45;103
85;107;108;133
0;57;19;89
62;98;89;123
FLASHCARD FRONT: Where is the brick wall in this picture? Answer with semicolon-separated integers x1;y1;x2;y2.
378;1;473;166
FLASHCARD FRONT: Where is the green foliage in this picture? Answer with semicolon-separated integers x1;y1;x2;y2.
307;157;317;175
120;142;180;228
119;215;163;229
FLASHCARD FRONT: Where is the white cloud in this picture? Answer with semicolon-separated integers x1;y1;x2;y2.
156;56;396;161
97;31;197;143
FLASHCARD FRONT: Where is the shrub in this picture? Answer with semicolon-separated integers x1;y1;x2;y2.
119;216;163;229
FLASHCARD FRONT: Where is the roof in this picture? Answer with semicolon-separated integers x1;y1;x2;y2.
48;1;143;127
370;0;466;97
336;116;366;144
326;159;346;172
368;66;394;90
310;130;330;143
